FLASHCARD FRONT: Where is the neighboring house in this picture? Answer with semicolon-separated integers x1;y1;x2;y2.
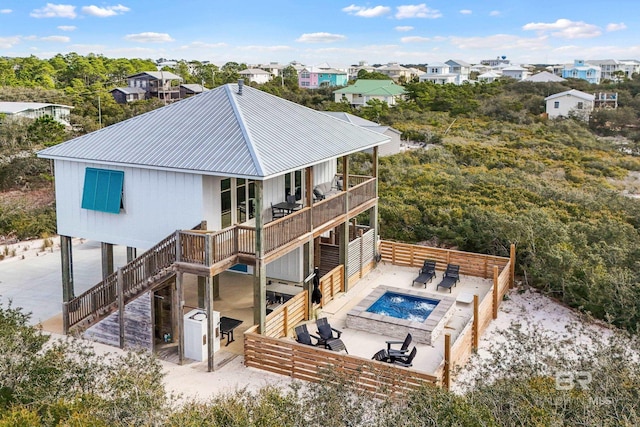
333;79;406;106
37;82;388;358
298;66;348;88
258;62;284;77
180;84;209;98
480;57;510;67
348;60;377;80
545;89;595;121
323;112;401;156
523;71;566;83
110;87;147;104
111;71;183;104
375;63;414;82
445;59;471;83
501;65;530;81
0;101;73;126
477;71;502;83
586;59;640;81
418;62;458;85
561;60;601;84
239;68;272;84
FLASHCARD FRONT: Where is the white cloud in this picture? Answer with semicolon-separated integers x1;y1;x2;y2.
81;4;130;17
489;10;501;16
57;25;77;31
41;35;71;42
178;41;227;50
396;4;442;19
296;32;346;43
124;32;174;43
523;19;601;39
459;9;472;15
395;26;414;32
31;3;76;19
0;36;21;49
401;36;431;43
607;22;626;32
342;4;391;18
0;9;12;14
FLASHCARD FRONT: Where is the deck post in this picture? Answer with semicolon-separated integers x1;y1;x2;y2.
176;271;184;365
117;267;125;349
303;239;314;320
253;180;267;333
60;235;74;305
339;156;350;292
205;235;215;372
101;242;114;280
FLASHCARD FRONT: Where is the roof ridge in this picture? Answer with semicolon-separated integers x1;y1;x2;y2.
225;84;265;177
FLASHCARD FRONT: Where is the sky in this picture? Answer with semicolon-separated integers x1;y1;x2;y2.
1;1;639;67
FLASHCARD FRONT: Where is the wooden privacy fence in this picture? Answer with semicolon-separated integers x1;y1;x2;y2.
318;265;344;307
263;291;308;337
244;328;439;397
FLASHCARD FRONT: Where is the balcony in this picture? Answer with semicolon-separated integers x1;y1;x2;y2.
175;176;376;274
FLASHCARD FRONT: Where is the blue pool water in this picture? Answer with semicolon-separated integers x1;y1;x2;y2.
366;292;439;322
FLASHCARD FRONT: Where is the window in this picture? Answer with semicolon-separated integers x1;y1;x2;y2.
81;168;124;214
554;101;560;109
577;102;584;109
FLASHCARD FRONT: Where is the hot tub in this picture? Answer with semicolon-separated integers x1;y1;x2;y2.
346;286;456;345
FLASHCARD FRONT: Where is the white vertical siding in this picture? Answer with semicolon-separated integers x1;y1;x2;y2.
313;160;337;187
55;160;204;249
267;247;303;282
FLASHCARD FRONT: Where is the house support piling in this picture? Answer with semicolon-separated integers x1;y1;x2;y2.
101;242;114;280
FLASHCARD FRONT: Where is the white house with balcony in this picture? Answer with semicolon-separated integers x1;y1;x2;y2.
545;89;595;121
0;102;73;126
239;68;273;84
418;62;459;85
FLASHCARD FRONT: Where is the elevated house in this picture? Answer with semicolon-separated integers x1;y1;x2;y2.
561;60;601;84
418;62;458;85
238;68;273;84
37;81;388;368
111;71;183;104
445;59;471;83
0;101;73;126
545;89;595;121
333;79;406;107
298;65;348;88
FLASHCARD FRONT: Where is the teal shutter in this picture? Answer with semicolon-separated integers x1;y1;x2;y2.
81;168;124;214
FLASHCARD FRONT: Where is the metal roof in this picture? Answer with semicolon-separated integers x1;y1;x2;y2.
333;80;405;96
323;112;400;135
38;83;389;180
0;101;73;114
544;89;595;102
110;87;147;95
127;71;182;80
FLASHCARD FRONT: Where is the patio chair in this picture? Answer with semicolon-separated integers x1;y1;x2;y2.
316;317;348;353
294;324;320;347
412;260;436;288
371;349;392;363
271;202;286;220
392;346;417;367
386;333;412;357
436;264;460;293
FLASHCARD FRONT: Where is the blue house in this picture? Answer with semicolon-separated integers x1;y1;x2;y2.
562;60;601;84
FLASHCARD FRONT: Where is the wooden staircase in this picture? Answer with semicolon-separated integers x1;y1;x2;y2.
64;232;179;333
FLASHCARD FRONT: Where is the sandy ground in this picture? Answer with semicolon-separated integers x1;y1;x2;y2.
2;236;624;401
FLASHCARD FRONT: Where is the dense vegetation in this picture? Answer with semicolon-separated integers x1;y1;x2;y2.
1;55;640;331
1;303;638;426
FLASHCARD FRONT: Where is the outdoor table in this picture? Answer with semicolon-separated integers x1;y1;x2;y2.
220;316;243;346
271;201;302;214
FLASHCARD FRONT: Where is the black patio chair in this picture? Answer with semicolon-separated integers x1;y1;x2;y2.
392;346;417;367
316;317;348;353
436;264;460;293
386;333;412;358
371;349;392;363
294;324;320;347
412;260;436;287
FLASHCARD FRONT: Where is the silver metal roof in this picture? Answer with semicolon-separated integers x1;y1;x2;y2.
38;83;389;179
0;101;73;113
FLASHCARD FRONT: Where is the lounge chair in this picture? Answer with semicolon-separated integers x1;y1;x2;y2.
386;333;412;358
316;317;348;353
294;324;319;347
436;264;460;293
412;260;436;287
371;349;392;362
392;346;417;367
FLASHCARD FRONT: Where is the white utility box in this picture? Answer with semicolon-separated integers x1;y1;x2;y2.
183;309;220;361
